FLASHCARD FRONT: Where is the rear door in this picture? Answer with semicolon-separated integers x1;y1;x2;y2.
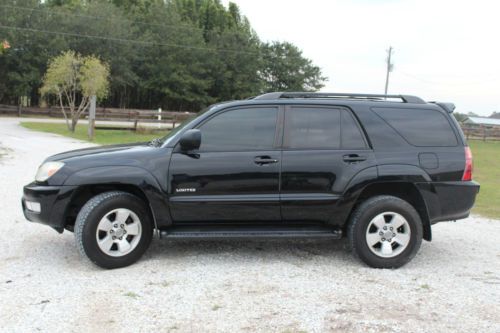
280;105;376;223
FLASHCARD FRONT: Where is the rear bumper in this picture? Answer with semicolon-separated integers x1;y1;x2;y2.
22;182;77;231
417;181;480;223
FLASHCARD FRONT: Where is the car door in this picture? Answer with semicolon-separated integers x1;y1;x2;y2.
168;105;283;223
280;105;376;224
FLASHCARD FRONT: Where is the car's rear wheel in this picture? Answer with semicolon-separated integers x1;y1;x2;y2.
348;195;423;268
75;191;153;269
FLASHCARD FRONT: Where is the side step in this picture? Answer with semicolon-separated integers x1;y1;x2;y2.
159;225;342;240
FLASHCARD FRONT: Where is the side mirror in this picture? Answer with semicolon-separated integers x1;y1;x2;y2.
179;129;201;151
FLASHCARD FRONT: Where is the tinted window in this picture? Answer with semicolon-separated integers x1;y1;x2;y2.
373;107;458;146
285;107;341;149
198;107;277;151
341;110;367;149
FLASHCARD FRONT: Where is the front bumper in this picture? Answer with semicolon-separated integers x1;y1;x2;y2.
417;180;480;223
22;182;77;231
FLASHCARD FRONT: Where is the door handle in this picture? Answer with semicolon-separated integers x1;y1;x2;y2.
343;154;367;163
254;156;279;165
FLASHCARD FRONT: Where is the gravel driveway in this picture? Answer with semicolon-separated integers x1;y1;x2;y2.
0;118;499;333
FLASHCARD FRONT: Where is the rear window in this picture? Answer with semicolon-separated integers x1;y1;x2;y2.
372;107;458;147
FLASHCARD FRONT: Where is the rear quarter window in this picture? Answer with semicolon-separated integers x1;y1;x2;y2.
372;107;458;147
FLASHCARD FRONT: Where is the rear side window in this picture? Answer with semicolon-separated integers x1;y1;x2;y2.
341;110;367;149
198;107;278;151
284;106;367;149
372;107;458;147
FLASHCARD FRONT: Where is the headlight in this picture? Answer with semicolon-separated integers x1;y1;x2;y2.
35;161;65;182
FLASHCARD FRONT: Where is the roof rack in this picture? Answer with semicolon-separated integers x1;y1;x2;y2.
253;92;426;104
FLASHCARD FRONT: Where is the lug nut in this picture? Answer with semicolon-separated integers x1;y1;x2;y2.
382;238;385;241
379;231;383;236
112;236;116;240
114;224;118;228
388;238;392;242
383;226;387;230
123;230;127;234
119;237;123;240
390;227;393;231
110;230;114;234
120;224;124;228
392;233;396;237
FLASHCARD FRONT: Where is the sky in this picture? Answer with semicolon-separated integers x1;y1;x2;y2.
222;0;500;116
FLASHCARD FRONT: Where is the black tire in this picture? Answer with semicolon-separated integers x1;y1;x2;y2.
75;191;153;269
348;195;423;268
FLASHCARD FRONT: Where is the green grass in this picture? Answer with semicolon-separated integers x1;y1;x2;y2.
21;122;168;145
469;140;500;219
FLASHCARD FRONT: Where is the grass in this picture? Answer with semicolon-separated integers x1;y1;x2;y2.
468;140;500;219
18;122;500;219
123;291;140;298
20;122;169;145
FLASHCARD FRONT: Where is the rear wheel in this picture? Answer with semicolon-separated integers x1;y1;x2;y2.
348;195;423;268
75;191;153;269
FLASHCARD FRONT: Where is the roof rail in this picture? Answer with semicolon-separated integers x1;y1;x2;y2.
253;92;426;104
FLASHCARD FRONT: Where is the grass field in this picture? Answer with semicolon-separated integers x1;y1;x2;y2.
468;140;500;219
21;122;168;145
19;122;500;219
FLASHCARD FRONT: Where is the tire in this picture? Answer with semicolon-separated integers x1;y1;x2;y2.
75;191;153;269
348;195;423;269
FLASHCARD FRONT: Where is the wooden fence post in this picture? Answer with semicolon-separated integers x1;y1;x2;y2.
88;95;96;140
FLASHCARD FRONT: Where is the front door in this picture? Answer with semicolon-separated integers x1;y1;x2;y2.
168;105;282;223
280;105;376;224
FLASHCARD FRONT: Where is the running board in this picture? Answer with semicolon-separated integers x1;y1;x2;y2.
159;225;342;240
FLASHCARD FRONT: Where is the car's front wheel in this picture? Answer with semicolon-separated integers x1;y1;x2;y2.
348;195;423;268
75;191;153;269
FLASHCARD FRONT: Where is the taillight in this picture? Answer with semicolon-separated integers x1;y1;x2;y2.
462;146;473;181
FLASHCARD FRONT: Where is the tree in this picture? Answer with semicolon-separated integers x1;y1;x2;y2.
453;112;468;123
261;42;327;92
40;51;109;132
1;0;328;110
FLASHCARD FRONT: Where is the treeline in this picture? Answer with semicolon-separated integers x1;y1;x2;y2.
0;0;327;111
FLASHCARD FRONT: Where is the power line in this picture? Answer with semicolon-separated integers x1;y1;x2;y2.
0;4;205;34
0;25;260;55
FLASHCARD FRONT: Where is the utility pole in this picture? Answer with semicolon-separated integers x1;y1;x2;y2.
384;46;394;95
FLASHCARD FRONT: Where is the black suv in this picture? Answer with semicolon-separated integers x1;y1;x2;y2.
22;92;479;269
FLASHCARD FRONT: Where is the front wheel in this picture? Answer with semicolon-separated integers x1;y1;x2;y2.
75;191;153;269
348;195;423;268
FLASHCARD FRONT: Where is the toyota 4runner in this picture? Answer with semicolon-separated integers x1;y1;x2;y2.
22;92;480;269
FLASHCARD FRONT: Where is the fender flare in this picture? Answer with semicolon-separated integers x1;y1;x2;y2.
340;165;432;241
64;166;171;228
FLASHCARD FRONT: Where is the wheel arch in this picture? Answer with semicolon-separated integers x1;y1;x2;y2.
62;166;171;231
347;181;432;241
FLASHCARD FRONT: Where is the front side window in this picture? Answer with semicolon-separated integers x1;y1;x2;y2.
198;107;278;151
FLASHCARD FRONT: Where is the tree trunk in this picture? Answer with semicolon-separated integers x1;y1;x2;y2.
70;117;78;133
